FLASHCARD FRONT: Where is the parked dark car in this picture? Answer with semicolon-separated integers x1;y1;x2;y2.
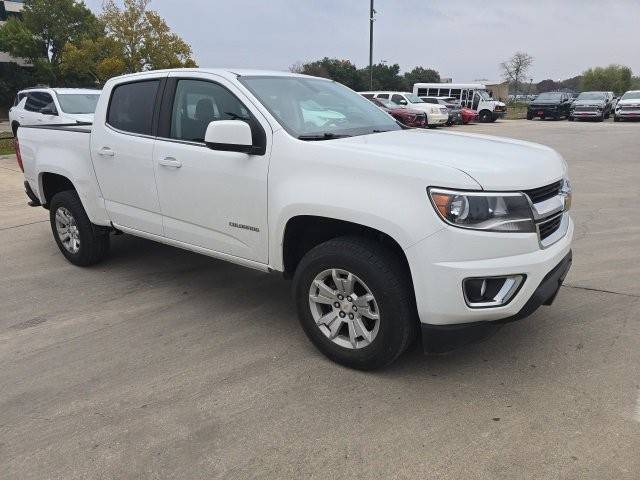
369;97;427;128
569;91;612;121
526;92;572;120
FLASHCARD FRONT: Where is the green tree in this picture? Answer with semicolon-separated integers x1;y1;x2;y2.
0;0;101;86
101;0;196;72
580;65;632;95
359;62;405;90
403;66;440;90
59;37;127;85
291;57;362;90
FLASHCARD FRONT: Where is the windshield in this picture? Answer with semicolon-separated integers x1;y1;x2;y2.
535;92;563;101
477;90;491;100
404;93;424;103
577;92;605;100
239;76;400;138
621;91;640;100
56;93;100;114
372;97;396;109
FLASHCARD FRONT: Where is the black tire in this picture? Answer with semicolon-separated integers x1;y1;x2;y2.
293;236;417;370
568;115;574;121
12;122;20;137
49;190;110;266
614;115;620;122
479;110;492;123
526;112;534;120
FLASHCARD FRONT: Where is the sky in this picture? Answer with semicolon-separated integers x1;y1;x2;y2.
84;0;640;82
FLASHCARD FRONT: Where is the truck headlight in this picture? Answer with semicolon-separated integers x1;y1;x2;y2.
428;188;535;232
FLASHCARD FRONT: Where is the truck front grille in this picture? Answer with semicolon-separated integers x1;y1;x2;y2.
524;180;562;203
537;214;563;241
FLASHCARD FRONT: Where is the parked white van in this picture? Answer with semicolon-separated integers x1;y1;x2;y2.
413;83;506;123
359;91;448;127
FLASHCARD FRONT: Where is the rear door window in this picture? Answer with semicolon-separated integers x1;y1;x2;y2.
24;92;54;112
107;80;160;135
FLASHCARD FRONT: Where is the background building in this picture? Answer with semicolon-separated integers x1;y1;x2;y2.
1;0;29;65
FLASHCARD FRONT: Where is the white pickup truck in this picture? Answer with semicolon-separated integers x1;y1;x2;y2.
16;69;573;369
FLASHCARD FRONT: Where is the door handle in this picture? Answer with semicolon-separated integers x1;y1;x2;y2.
97;147;115;157
159;157;182;168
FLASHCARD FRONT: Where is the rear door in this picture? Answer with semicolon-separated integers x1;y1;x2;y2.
90;75;166;235
152;72;271;263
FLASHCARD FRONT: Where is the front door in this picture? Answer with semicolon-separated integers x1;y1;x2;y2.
153;74;271;263
90;77;165;235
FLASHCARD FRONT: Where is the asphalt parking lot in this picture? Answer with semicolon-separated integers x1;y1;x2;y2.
1;119;639;479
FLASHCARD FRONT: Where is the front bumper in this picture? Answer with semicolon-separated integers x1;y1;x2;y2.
571;110;603;118
420;251;572;353
427;112;449;125
405;214;573;327
616;110;640;118
528;107;559;118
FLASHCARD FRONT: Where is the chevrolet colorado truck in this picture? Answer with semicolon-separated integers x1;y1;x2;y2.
16;69;573;370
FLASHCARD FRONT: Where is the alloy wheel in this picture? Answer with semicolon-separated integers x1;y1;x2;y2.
55;207;81;254
308;268;381;349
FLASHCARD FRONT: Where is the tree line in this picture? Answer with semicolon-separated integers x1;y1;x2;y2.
290;57;441;92
500;52;639;96
0;0;196;108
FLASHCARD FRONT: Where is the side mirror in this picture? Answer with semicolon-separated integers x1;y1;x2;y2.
204;120;254;154
41;105;58;116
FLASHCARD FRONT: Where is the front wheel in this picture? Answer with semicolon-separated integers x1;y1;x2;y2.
293;237;417;370
478;110;492;123
614;115;620;122
49;190;110;266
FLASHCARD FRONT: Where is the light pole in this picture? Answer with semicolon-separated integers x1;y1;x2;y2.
369;0;375;89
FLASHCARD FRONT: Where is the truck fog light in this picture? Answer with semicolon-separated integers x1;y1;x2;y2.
463;275;525;308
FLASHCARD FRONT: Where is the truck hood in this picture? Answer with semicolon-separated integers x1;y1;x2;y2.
572;99;605;107
323;129;565;190
616;98;640;107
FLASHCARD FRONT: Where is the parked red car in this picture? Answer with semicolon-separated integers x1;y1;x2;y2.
369;97;427;128
460;107;478;124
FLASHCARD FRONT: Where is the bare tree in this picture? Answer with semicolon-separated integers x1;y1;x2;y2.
500;52;534;98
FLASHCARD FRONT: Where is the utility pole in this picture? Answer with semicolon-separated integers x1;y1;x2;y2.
369;0;375;89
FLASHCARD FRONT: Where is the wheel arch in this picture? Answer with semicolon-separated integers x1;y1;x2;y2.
281;215;413;283
39;171;77;207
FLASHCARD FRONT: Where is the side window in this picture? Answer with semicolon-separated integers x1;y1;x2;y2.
107;80;160;135
427;88;439;96
376;93;389;99
14;93;26;107
169;79;252;142
391;94;405;104
25;92;54;112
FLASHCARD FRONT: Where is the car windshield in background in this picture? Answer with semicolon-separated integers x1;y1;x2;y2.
56;94;100;114
577;92;605;100
373;98;397;109
239;76;400;139
535;93;563;101
405;93;424;103
620;91;640;100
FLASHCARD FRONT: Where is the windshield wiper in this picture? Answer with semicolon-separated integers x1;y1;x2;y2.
298;133;351;141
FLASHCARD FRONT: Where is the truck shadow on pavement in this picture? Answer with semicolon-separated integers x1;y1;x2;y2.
102;233;567;379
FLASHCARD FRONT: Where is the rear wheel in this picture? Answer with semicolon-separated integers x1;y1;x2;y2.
293;236;416;370
49;190;110;266
614;115;620;122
